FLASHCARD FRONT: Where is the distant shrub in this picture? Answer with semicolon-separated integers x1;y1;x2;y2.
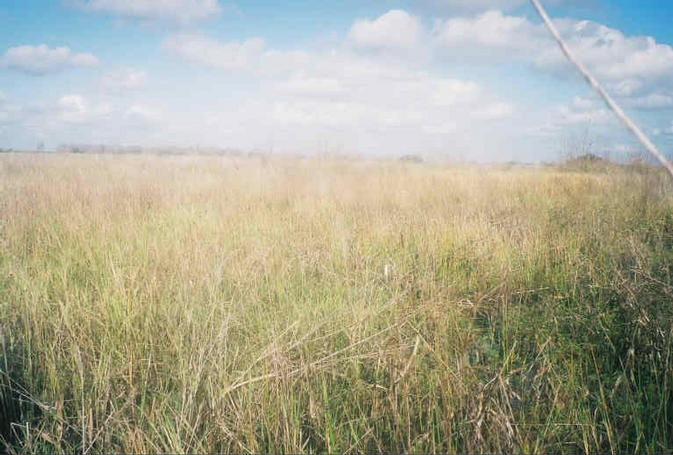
561;153;615;172
399;154;423;163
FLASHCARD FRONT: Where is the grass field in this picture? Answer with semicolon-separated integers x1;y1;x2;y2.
1;152;673;453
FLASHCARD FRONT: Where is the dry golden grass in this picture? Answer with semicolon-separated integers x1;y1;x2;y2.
1;152;673;453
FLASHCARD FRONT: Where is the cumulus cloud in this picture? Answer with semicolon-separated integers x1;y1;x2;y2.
0;92;168;149
161;26;515;157
73;0;221;24
624;93;673;110
6;7;668;161
281;75;346;98
124;105;161;125
434;10;542;59
433;10;673;110
555;96;614;126
0;92;8;125
101;68;148;91
430;79;481;106
434;11;673;80
347;10;423;51
57;94;112;124
418;0;569;11
163;34;266;72
163;32;415;78
59;94;87;112
271;101;417;129
2;44;98;75
544;20;673;84
421;0;527;11
472;102;515;120
165;7;673;124
267;73;506;131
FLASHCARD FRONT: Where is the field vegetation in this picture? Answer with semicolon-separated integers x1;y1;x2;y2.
1;152;673;453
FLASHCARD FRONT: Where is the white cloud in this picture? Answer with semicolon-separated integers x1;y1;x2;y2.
624;93;673;110
163;34;266;72
272;102;384;129
268;78;488;130
281;75;346;97
609;79;644;97
0;93;8;125
418;0;568;11
75;0;221;24
6;7;668;162
174;8;670;105
57;94;112;124
434;10;542;58
2;44;98;75
472;102;514;120
163;32;415;79
431;79;481;106
124;104;161;124
614;143;637;154
433;11;673;111
59;94;87;113
428;0;525;8
569;96;595;111
0;93;167;148
446;11;673;85
545;20;673;83
345;6;672;103
555;96;614;126
347;10;423;51
101;68;148;91
161;28;515;158
434;12;673;84
0;93;24;130
422;122;458;135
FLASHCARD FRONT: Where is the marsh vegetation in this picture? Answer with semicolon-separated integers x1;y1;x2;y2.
1;153;673;453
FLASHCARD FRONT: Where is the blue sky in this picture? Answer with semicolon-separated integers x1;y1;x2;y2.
1;0;672;162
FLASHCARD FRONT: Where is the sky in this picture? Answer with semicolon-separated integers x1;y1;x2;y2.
1;0;672;162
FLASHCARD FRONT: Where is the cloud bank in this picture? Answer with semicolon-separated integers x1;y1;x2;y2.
73;0;221;24
3;5;673;161
2;44;98;75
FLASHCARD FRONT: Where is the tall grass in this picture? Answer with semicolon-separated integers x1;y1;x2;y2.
1;153;672;453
